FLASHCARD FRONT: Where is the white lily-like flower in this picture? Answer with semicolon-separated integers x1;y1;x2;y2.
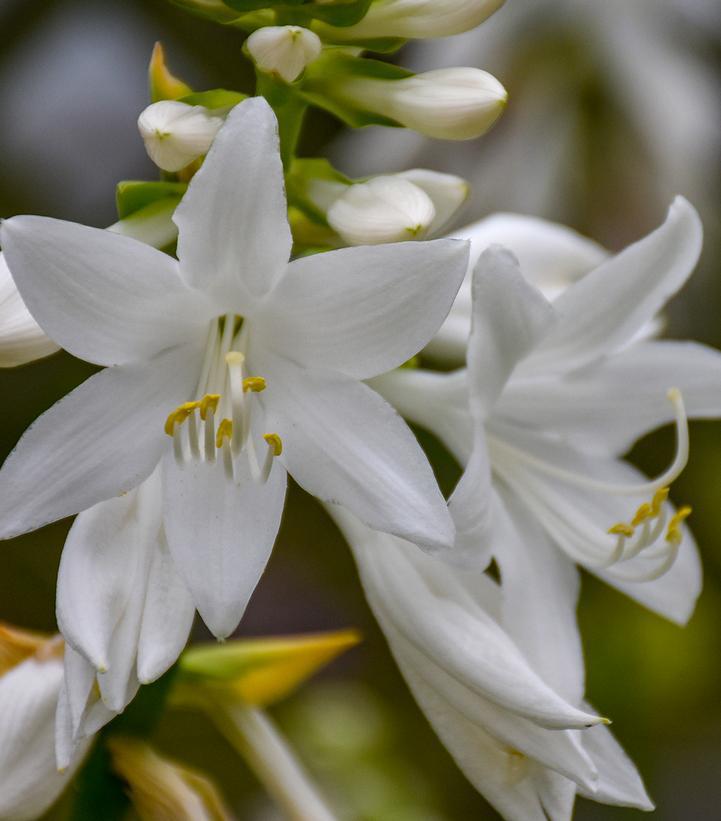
0;626;90;819
329;507;653;820
0;98;467;642
373;197;721;624
138;100;224;173
326;169;469;246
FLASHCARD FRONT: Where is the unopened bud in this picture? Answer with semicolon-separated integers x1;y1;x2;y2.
328;176;436;245
246;26;322;84
344;67;507;140
137;100;224;172
395;169;469;234
319;0;506;40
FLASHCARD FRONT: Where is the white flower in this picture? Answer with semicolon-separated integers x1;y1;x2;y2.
0;97;467;641
342;68;507;140
138;100;224;172
326;169;469;246
330;508;653;819
373;198;721;624
317;0;505;40
0;627;90;819
246;26;322;84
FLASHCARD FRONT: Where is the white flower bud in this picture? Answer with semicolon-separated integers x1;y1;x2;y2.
395;169;469;234
137;100;224;172
246;26;322;84
343;68;507;140
327;176;436;245
320;0;506;40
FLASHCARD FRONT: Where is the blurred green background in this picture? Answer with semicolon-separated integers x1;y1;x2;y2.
1;0;721;818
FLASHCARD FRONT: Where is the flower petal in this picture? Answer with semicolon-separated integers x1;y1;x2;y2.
0;253;59;367
521;197;703;375
136;532;195;684
174;97;291;310
467;246;556;419
255;238;468;380
497;340;721;455
162;452;287;639
577;710;654;811
1;217;206;367
427;212;606;363
259;352;455;552
0;341;203;540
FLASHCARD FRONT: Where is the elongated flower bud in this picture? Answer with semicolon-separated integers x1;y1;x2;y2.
343;68;507;140
246;26;322;84
137;100;224;172
318;0;506;40
328;176;436;245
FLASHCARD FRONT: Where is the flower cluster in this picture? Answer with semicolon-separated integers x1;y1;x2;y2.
0;1;719;819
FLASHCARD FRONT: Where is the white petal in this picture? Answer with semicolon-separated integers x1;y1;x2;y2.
427;212;605;363
331;507;603;730
162;452;287;639
0;253;58;367
256;238;468;380
0;654;79;821
0;341;203;540
497;340;721;455
136;532;195;684
494;489;584;705
174;97;291;310
1;216;205;367
532;769;576;821
260;353;455;552
56;477;160;672
577;710;654;811
396;169;469;236
522;197;703;375
467;246;556;419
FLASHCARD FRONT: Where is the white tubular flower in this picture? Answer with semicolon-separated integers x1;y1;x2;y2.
343;68;507;140
0;98;468;640
0;253;58;367
330;508;653;818
0;626;90;820
246;26;322;84
318;0;506;40
373;198;721;625
138;100;224;173
327;175;436;245
327;169;468;246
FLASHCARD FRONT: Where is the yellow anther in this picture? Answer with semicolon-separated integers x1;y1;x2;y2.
199;393;221;420
243;377;267;393
215;418;233;449
263;433;283;456
608;523;635;538
666;505;692;544
164;402;200;436
650;487;669;516
631;502;653;527
225;351;245;366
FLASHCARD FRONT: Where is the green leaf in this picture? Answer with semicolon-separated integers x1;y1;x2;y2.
116;181;187;220
179;88;247;112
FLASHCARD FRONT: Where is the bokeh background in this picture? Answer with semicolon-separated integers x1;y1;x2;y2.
1;0;720;818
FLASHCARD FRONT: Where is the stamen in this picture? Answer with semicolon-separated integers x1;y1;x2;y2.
608;523;634;537
666;505;692;545
164;401;200;437
263;433;283;456
199;394;220;420
259;433;283;484
215;418;233;449
243;377;266;393
225;352;246;454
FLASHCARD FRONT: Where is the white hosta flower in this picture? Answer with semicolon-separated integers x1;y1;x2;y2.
247;26;322;84
138;100;224;172
317;0;506;40
330;508;653;819
374;198;721;624
0;253;59;367
0;98;467;641
0;626;90;819
343;68;507;140
326;169;469;246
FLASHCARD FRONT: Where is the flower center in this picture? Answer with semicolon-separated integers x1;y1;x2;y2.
163;314;281;484
489;388;691;581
